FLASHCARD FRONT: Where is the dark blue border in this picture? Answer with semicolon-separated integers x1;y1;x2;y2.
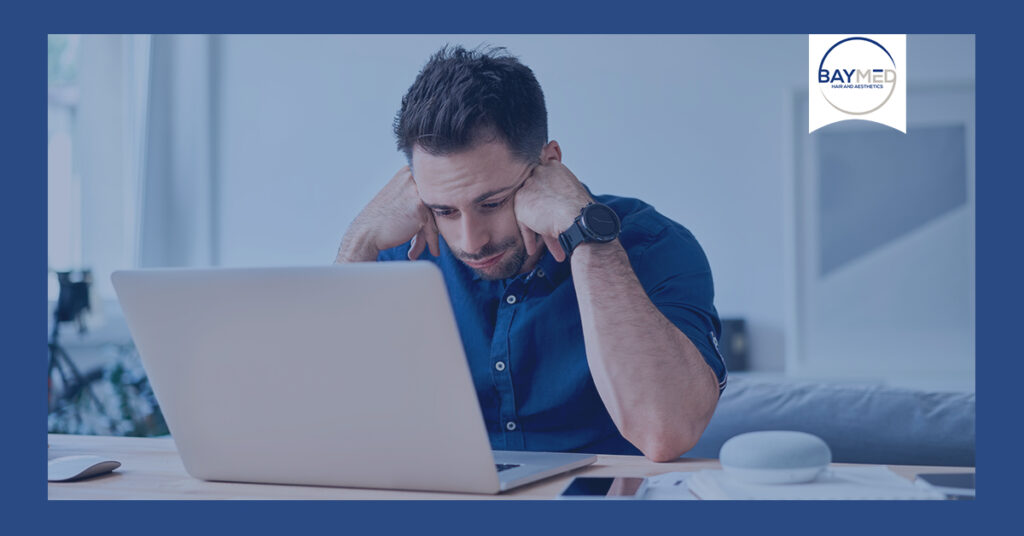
8;0;1015;533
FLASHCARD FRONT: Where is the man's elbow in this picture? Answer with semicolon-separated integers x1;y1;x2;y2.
624;397;717;462
630;428;702;463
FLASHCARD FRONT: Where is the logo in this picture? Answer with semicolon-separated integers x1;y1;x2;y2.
809;34;906;133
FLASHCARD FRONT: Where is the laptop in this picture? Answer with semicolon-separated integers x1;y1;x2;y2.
111;262;596;494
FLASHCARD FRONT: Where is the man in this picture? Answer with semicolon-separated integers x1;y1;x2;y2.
335;45;726;462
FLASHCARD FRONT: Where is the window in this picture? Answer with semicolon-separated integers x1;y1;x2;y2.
47;35;151;306
48;35;81;300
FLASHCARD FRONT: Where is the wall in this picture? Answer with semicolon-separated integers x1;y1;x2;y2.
212;35;974;381
60;35;974;388
215;35;805;372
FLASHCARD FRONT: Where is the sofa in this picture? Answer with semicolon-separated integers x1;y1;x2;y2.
684;375;976;467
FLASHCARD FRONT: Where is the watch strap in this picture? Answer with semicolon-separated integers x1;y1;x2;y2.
558;218;587;257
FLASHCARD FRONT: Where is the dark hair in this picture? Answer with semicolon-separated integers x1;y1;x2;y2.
393;45;548;163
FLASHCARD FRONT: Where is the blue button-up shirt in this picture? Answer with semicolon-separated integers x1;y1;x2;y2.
378;192;727;455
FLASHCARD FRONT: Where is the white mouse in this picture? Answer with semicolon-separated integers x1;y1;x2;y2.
719;431;831;484
48;455;121;482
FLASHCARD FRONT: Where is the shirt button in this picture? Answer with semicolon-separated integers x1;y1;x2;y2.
536;268;546;278
506;421;517;431
495;361;506;371
505;295;517;305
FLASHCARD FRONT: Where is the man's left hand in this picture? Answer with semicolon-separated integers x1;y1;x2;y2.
513;160;594;262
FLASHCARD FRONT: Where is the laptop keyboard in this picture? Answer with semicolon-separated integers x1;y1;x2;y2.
495;463;521;472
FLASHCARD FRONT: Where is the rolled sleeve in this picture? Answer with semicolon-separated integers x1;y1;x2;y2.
630;224;728;395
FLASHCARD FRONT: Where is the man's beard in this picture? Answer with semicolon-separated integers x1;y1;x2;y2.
454;236;528;280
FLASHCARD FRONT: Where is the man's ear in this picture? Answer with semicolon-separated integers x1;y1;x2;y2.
540;140;562;162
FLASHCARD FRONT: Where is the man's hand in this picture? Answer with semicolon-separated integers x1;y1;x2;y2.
335;166;440;263
513;160;594;262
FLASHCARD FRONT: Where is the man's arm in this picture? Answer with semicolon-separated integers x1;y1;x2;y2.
335;220;383;263
512;152;721;462
334;166;440;264
570;239;720;462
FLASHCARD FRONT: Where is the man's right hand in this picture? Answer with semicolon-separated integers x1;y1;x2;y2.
334;166;441;263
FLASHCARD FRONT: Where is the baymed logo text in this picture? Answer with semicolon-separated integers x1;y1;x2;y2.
809;34;906;133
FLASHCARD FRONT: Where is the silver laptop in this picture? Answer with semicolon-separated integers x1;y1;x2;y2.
111;263;596;494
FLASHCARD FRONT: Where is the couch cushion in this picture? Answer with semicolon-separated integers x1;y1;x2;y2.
685;376;975;467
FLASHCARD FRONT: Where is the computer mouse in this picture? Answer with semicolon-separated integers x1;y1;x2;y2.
48;455;121;482
719;431;831;484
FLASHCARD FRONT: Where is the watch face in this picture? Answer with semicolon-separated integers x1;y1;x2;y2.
582;204;620;239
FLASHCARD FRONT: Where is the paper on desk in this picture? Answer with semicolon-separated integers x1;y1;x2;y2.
640;472;698;500
687;466;946;500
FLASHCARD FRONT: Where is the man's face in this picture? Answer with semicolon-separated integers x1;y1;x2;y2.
412;139;534;280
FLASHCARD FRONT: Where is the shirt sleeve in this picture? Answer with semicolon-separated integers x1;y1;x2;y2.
629;223;728;395
376;241;413;262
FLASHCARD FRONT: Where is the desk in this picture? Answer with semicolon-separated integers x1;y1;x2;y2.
47;434;973;500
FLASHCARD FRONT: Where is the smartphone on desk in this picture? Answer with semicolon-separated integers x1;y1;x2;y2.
558;477;648;499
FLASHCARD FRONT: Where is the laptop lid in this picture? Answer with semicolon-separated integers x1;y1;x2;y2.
112;263;503;493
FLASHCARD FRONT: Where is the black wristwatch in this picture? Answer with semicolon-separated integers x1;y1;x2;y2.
558;202;621;258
